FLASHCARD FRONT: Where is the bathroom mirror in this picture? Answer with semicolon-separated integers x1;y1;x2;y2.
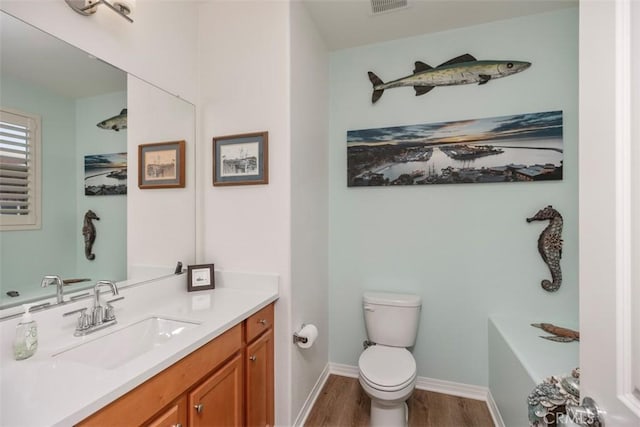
0;11;196;311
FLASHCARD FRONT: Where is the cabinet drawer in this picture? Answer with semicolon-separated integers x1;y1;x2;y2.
245;303;274;343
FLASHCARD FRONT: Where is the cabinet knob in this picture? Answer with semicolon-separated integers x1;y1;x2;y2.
173;424;183;427
249;355;257;361
194;403;204;413
258;319;267;325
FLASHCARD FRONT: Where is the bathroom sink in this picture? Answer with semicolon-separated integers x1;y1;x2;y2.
53;317;200;369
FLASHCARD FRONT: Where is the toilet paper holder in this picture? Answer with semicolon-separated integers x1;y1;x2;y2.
292;324;309;344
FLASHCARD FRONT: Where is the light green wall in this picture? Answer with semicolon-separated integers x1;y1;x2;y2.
0;76;77;301
0;78;126;305
328;8;578;387
75;92;127;284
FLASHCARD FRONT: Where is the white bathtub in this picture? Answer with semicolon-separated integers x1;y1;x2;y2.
489;315;579;426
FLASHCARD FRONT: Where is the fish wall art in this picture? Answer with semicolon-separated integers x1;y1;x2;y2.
531;322;579;342
368;53;531;103
97;108;127;131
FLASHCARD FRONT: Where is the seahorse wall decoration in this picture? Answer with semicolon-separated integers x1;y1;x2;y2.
526;205;563;292
82;209;100;260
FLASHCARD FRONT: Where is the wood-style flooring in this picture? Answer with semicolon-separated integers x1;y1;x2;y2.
304;375;495;427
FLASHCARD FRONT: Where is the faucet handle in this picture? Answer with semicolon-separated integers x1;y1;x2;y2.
104;296;124;322
104;305;115;322
63;307;91;332
78;311;91;331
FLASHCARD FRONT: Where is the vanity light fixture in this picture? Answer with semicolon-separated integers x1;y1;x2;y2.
65;0;135;23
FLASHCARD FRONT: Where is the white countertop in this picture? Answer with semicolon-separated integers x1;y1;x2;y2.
0;271;279;427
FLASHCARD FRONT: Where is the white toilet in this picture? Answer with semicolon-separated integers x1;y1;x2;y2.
358;292;422;427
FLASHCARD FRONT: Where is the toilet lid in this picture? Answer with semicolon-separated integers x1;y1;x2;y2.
359;346;416;391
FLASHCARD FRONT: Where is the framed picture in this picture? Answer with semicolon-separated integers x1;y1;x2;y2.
213;131;268;186
138;140;185;189
187;264;215;292
84;152;127;196
347;110;563;187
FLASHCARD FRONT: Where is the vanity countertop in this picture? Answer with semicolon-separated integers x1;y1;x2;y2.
0;271;279;427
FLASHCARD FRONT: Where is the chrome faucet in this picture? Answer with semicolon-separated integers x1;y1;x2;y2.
63;280;123;336
41;275;65;304
92;280;119;326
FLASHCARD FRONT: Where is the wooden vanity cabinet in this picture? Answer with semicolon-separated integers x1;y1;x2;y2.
76;302;275;427
245;304;275;427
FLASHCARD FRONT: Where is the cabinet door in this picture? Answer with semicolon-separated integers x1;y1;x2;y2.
189;353;243;427
246;328;274;427
145;396;187;427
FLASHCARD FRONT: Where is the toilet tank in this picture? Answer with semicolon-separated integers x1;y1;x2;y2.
363;292;422;347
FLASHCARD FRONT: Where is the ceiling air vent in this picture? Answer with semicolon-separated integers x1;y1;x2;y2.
370;0;409;15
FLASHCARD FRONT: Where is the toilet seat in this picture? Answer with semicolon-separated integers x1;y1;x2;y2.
359;346;417;392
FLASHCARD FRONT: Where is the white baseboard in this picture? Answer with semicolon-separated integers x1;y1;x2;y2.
326;363;504;427
414;376;487;401
485;389;506;427
292;363;331;427
329;362;359;378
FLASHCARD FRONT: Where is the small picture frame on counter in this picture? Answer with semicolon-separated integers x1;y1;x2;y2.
187;264;215;292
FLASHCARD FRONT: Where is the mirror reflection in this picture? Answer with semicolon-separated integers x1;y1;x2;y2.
0;12;127;308
0;12;196;311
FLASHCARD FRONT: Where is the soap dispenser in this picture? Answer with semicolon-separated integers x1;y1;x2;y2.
13;304;38;360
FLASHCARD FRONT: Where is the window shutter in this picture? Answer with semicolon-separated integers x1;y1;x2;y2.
0;108;41;230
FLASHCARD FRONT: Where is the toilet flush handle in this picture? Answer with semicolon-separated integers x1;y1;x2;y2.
364;304;375;312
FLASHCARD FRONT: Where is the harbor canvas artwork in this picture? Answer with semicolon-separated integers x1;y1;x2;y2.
84;152;127;195
347;110;563;187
